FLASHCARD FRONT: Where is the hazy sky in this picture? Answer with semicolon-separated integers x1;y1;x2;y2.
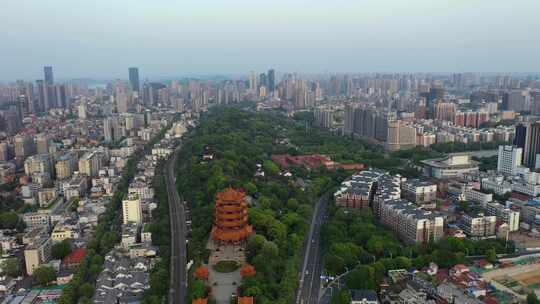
1;0;539;80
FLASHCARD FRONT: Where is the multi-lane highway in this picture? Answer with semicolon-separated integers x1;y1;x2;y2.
296;195;329;304
167;147;188;304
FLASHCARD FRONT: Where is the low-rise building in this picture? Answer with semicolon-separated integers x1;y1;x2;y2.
22;212;51;230
481;176;512;195
421;153;479;179
464;186;493;204
351;289;379;304
51;225;75;242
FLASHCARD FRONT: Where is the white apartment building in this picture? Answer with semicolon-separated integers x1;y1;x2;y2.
497;145;522;175
464;186;493;204
122;194;142;225
379;199;444;244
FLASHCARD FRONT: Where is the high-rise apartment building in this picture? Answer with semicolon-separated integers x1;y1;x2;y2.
434;102;456;122
24;154;51;178
14;135;34;158
116;93;130;113
55;153;76;180
129;67;140;92
497;145;522;175
78;102;87;119
122;194;142;225
386;120;416;151
104;116;122;143
35;133;49;154
78;150;102;177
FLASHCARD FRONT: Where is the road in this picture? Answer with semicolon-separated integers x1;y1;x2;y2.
167;147;188;304
296;194;329;304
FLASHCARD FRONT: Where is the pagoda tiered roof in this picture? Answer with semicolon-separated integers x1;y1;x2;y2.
211;187;253;244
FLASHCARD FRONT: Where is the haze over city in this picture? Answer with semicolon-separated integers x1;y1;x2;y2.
3;1;540;304
2;0;540;80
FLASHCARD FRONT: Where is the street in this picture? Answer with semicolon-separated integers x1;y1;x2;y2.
296;194;328;304
167;147;188;304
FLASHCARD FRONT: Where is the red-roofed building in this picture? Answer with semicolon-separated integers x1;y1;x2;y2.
62;247;86;268
271;154;364;171
450;264;469;277
238;297;254;304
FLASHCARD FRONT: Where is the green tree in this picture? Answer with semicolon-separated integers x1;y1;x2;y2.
244;182;257;195
0;212;19;229
286;198;299;211
52;240;72;259
1;258;20;277
527;293;540;304
345;266;376;290
190;279;207;299
486;248;498;263
79;283;94;298
263;160;280;175
33;266;56;286
331;289;351;304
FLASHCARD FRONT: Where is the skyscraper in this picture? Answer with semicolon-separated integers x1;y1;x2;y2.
129;67;140;92
36;80;49;112
514;124;527;150
523;122;540;168
268;69;275;95
44;66;54;85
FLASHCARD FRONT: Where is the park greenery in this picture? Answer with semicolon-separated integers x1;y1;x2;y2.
173;107;512;303
473;155;499;171
34;265;57;286
175;108;346;303
213;261;240;273
0;258;20;277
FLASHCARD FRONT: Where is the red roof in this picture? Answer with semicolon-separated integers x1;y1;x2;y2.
63;247;86;266
238;297;254;304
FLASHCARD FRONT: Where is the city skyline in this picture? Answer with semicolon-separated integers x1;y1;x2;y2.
1;0;540;80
